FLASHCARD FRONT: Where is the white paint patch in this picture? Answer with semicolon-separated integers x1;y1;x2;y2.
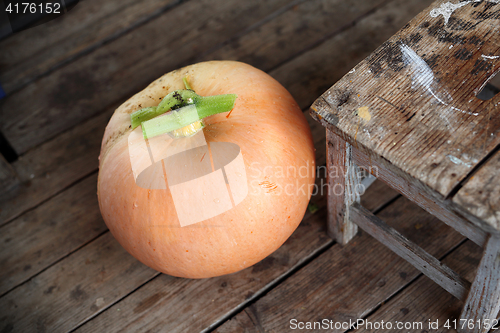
430;1;500;25
430;1;471;25
400;44;478;116
482;54;500;59
447;154;473;167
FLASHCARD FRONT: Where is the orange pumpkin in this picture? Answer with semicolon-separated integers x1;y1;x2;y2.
98;61;315;278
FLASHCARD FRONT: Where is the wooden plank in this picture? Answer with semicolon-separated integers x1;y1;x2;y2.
205;0;388;72
0;174;107;296
0;0;299;155
353;240;482;333
326;131;361;244
350;141;489;246
350;202;470;302
459;235;500;333
310;0;500;198
453;149;500;232
0;154;19;192
214;196;465;333
0;232;158;333
272;0;437;110
72;180;398;333
0;0;181;94
0;107;114;226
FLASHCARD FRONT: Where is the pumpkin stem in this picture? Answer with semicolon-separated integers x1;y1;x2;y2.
130;79;237;139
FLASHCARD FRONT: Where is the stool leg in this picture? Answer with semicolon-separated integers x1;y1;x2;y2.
326;130;361;245
459;235;500;333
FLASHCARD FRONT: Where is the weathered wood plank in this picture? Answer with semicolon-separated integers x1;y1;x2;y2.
72;181;398;333
0;174;107;296
205;0;388;72
353;240;481;333
0;154;19;192
0;107;114;226
350;202;470;302
0;0;298;155
310;0;500;198
214;196;465;333
0;232;158;333
272;0;437;111
0;0;181;94
453;150;500;231
326;131;361;244
459;235;500;333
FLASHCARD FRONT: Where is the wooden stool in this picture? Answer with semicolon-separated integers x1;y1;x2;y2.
310;1;500;332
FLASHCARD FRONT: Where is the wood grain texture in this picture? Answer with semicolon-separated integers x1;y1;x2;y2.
0;174;107;296
453;150;500;231
0;107;114;226
0;155;19;192
310;0;500;198
273;0;436;110
0;232;158;333
214;196;465;333
326;131;360;244
0;0;181;94
350;202;470;302
0;0;296;154
205;0;388;72
459;235;500;333
354;240;482;333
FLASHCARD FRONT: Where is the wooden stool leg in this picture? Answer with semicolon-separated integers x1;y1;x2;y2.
326;130;361;245
459;235;500;333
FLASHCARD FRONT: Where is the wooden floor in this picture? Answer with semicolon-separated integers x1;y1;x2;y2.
0;0;484;332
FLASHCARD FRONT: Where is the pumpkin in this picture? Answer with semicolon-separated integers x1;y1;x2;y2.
98;61;315;278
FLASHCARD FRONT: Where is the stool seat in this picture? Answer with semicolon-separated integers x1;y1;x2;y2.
310;1;500;332
311;0;499;232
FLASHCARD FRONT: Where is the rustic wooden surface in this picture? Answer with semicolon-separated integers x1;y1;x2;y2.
0;0;490;331
354;240;482;333
310;0;500;229
214;196;467;333
453;150;500;230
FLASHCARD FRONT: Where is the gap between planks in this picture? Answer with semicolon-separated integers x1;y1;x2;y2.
202;198;395;333
1;0;187;96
